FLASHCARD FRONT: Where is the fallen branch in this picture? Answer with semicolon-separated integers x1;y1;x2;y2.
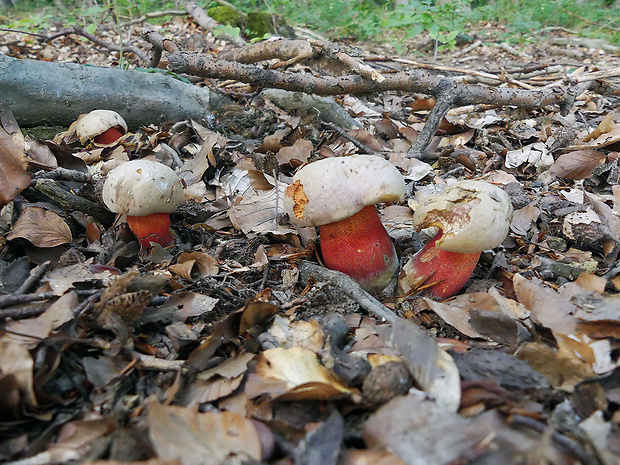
144;33;610;158
0;54;232;128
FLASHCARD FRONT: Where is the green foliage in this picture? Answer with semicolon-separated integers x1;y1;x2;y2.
470;0;620;44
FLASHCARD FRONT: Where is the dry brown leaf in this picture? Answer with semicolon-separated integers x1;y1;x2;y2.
510;203;540;235
229;184;293;235
42;261;114;296
583;113;615;142
363;395;500;465
549;150;607;179
239;299;279;334
7;206;72;247
582;124;620;149
340;449;407;465
6;292;77;346
169;252;219;281
276;138;313;165
46;418;117;463
348;129;385;151
516;341;594;390
244;347;358;401
257;128;290;153
185;353;256;404
148;403;261;465
421;293;504;340
513;274;578;334
0;340;38;417
151;292;219;322
0;126;31;206
185;375;244;404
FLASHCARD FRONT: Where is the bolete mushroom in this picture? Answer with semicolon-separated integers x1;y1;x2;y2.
283;155;406;293
76;110;127;145
102;159;184;249
401;180;513;299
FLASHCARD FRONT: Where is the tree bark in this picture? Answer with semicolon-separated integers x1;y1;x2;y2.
0;54;233;128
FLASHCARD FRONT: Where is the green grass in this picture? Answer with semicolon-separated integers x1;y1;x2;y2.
2;0;618;47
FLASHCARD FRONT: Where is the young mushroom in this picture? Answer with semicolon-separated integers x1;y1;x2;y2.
76;110;127;146
401;180;513;299
102;159;184;249
284;155;406;293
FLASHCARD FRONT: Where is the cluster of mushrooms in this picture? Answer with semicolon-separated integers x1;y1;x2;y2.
83;109;514;300
283;155;513;299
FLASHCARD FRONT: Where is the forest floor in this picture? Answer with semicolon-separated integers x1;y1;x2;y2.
1;9;620;465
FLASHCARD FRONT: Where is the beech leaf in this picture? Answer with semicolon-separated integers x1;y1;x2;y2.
7;206;72;247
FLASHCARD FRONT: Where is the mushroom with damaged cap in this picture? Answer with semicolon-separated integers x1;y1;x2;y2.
400;180;513;299
283;155;406;294
76;110;128;146
102;159;184;249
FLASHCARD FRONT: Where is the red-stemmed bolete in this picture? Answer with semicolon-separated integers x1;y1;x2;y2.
284;155;406;293
102;159;184;249
76;110;127;146
401;180;513;299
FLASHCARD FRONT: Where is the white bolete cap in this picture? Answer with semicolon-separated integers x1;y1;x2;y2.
76;110;128;144
283;155;406;227
102;159;184;217
411;180;513;254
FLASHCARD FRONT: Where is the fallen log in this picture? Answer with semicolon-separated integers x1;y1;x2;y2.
0;54;233;128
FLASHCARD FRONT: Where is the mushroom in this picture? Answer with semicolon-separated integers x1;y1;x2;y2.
102;159;184;249
76;110;127;145
401;180;513;299
283;155;406;293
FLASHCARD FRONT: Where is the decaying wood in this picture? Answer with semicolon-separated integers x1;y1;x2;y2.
0;54;232;128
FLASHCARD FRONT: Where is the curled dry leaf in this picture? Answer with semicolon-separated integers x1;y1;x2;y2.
244;347;359;402
169;252;219;281
505;142;553;170
0;125;30;206
7;206;72;247
148;403;262;465
583;113;616;143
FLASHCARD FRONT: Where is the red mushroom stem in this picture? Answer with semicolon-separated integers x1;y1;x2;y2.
94;127;125;145
319;205;398;293
406;230;480;299
126;213;174;249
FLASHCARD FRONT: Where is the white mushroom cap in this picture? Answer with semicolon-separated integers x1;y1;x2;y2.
283;155;405;227
76;110;128;144
102;159;184;216
411;180;513;254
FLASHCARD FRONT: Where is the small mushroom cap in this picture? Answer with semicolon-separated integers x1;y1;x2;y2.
76;110;128;144
411;180;513;254
283;155;406;227
102;159;184;216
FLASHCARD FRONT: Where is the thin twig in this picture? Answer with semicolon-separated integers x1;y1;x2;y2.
0;289;100;309
298;261;398;323
15;261;52;295
323;122;377;155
